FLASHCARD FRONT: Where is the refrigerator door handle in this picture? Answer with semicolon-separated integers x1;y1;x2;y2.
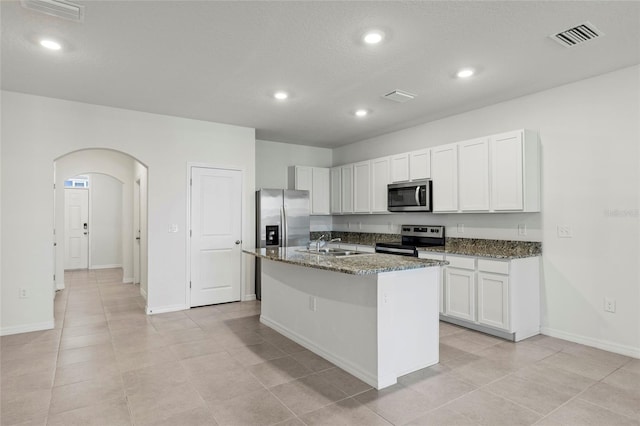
281;205;287;247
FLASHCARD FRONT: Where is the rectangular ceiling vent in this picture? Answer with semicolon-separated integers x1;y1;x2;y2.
21;0;84;23
550;22;604;48
382;90;416;103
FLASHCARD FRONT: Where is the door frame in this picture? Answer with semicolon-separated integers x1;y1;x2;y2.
185;162;246;309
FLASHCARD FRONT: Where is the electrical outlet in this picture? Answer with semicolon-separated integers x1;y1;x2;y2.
358;222;362;230
557;225;572;238
19;288;28;298
457;224;465;233
604;297;616;313
308;296;317;312
518;224;527;236
168;224;178;233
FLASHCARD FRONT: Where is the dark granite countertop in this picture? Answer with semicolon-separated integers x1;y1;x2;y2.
245;247;446;275
418;238;541;259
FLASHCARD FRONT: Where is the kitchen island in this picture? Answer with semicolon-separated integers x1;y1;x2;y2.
245;247;447;389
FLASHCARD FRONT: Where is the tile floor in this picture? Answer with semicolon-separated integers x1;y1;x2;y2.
1;268;639;426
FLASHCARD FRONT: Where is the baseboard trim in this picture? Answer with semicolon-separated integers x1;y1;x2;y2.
541;327;640;359
260;315;383;389
1;320;55;336
122;276;134;284
146;304;187;315
242;294;257;302
89;264;122;270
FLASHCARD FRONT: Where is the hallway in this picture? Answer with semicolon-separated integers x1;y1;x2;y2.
1;268;639;425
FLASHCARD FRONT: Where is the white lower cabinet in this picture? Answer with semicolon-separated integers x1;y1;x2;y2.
477;272;510;330
419;251;540;341
444;267;475;322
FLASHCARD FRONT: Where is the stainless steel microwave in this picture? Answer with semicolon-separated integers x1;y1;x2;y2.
388;180;432;212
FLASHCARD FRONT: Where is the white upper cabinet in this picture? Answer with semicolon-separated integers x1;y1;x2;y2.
353;161;371;213
327;129;539;215
340;164;354;214
431;143;458;212
490;129;540;212
294;166;312;192
371;157;390;213
458;138;490;211
294;166;330;215
330;167;341;214
311;167;330;215
390;154;410;183
409;149;431;180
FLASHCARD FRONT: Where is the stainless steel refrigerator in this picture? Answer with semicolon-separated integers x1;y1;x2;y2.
255;189;310;299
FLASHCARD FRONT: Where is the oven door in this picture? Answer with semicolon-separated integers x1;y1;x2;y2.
387;180;431;212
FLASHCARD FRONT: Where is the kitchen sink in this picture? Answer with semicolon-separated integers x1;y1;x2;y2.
297;247;366;257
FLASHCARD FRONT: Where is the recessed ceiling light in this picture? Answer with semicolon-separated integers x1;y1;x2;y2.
39;38;62;50
273;91;288;100
456;68;475;79
363;31;384;45
355;109;369;117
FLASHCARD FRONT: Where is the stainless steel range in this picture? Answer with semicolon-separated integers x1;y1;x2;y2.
375;225;445;257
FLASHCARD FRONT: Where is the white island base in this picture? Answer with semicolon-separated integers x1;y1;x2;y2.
260;259;440;390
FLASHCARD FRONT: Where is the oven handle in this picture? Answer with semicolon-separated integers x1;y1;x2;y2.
376;246;417;256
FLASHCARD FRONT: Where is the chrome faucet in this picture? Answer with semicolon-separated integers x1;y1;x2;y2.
329;238;341;243
308;234;326;252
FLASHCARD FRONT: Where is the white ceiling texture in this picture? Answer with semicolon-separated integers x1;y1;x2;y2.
2;1;639;148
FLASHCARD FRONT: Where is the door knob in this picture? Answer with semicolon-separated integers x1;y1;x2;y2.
235;240;241;245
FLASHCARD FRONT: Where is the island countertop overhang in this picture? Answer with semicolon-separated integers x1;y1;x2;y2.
244;247;447;275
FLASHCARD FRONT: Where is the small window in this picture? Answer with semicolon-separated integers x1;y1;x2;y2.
64;176;89;188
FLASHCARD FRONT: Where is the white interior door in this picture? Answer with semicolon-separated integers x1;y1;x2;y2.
190;167;242;307
64;189;89;269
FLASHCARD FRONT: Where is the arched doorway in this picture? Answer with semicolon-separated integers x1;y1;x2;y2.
53;149;148;308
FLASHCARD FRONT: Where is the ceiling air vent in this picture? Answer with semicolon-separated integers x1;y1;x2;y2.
550;22;604;48
382;90;416;103
20;0;84;23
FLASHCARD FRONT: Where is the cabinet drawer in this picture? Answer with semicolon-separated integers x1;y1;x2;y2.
418;252;444;261
446;255;475;270
478;259;509;275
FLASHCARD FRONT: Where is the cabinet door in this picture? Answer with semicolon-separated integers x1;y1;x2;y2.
353;161;371;213
431;143;458;212
311;168;330;215
371;157;390;213
477;272;510;330
341;165;354;214
444;267;475;321
295;166;313;211
458;138;490;211
491;131;524;211
409;149;431;180
390;154;410;183
330;167;342;214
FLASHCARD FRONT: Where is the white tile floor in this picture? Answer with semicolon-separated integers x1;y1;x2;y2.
1;268;638;425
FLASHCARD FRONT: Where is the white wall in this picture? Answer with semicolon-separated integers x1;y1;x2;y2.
255;139;333;232
333;65;640;356
1;92;255;334
255;139;332;189
88;173;123;269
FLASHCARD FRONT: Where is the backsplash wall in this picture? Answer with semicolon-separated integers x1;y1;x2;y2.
330;212;542;242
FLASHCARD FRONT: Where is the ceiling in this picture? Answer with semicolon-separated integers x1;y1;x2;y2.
2;1;639;148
